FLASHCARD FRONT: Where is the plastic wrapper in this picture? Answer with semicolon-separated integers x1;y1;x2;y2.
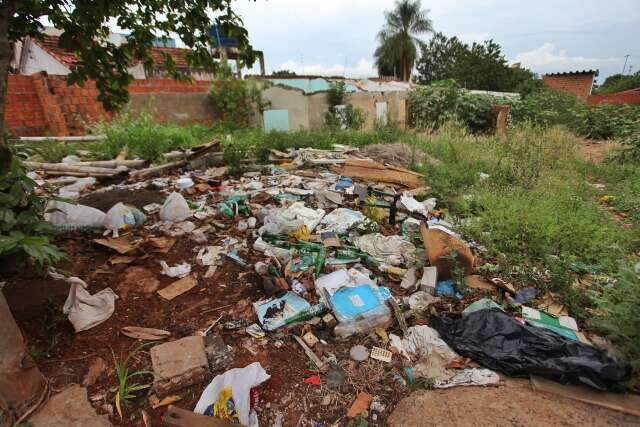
432;309;631;391
159;191;192;222
45;200;106;232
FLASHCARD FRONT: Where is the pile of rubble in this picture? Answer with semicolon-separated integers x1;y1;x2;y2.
21;142;635;426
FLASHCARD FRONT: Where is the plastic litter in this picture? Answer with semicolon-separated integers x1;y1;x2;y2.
400;267;418;290
435;368;500;389
159;192;192;222
159;261;191;278
197;246;222;266
316;208;365;234
354;233;416;266
436;279;463;299
400;193;428;216
405;291;440;311
194;362;270;427
514;287;538;304
521;306;578;340
350;345;370;362
432;309;631;391
330;284;392;338
462;298;504;316
102;202;146;236
335;176;353;190
259;202;325;235
45;200;106;232
58;177;96;199
389;325;458;362
175;177;194;190
49;269;117;332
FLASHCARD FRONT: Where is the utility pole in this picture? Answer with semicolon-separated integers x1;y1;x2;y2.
622;54;630;74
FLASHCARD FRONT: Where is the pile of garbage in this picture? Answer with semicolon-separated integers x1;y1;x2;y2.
30;142;632;425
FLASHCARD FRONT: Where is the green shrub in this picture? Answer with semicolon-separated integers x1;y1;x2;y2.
509;88;579;128
95;111;211;162
324;81;366;130
208;78;270;126
409;80;504;133
0;160;64;268
571;103;640;140
18;141;85;163
592;267;640;375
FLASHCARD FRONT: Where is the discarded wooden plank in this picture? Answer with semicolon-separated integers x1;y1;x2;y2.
293;335;328;373
130;160;186;179
64;159;147;169
121;326;171;341
162;405;240;427
157;274;198;300
531;376;640;417
11;135;106;143
337;159;424;189
23;161;123;175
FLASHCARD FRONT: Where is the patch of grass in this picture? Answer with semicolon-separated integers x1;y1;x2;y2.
94;110;213;162
112;345;152;418
16;141;85;163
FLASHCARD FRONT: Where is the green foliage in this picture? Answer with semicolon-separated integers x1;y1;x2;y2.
6;0;255;111
324;82;366;130
509;88;640;141
0;160;64;268
112;345;152;418
95;110;211;162
208;73;270;126
408;80;504;133
416;32;537;92
592;267;640;374
17;141;84;163
271;70;297;77
594;72;640;95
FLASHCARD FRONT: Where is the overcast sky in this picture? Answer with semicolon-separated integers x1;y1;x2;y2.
232;0;640;82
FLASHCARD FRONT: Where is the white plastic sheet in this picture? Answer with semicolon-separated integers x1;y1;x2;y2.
259;202;325;235
355;233;416;266
435;368;500;389
45;200;106;232
159;192;192;222
194;362;270;427
49;269;117;332
390;325;458;362
316;208;365;234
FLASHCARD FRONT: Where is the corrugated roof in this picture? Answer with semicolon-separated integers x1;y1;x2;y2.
544;69;599;77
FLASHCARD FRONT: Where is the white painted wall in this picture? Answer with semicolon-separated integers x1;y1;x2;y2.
21;41;70;75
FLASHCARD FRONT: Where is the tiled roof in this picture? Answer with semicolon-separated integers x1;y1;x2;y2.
34;35;78;68
34;35;193;70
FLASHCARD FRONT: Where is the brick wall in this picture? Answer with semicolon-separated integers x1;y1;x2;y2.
587;88;640;105
4;73;214;136
543;74;595;100
4;75;48;136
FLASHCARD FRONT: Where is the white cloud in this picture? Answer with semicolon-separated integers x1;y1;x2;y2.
277;58;377;78
456;32;490;45
513;43;619;72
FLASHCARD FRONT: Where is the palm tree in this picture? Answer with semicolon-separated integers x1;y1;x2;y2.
374;0;433;81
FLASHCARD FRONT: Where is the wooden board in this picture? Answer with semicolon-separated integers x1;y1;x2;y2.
157;274;198;300
338;162;424;189
531;376;640;417
419;223;474;280
162;405;242;427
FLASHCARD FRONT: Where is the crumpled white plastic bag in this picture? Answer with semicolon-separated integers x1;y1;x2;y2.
159;192;192;222
49;269;117;332
258;202;325;235
355;233;416;266
316;208;364;234
390;325;458;362
45;200;106;232
194;362;270;427
103;202;146;236
434;368;500;389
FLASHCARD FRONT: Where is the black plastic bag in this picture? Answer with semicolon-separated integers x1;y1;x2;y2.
431;309;631;391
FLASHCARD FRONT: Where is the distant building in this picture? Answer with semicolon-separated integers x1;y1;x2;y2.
542;70;598;100
11;28;265;80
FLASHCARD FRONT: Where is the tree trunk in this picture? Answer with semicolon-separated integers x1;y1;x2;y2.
0;1;15;175
0;292;46;425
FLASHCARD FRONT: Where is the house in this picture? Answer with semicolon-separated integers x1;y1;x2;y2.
11;29;265;80
542;70;598;100
253;76;414;131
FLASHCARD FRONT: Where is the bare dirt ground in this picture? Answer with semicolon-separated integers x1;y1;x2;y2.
388;378;640;427
579;139;621;164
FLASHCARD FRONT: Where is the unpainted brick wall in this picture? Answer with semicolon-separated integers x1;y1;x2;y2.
542;74;594;100
4;75;48;136
588;89;640;105
4;74;213;136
